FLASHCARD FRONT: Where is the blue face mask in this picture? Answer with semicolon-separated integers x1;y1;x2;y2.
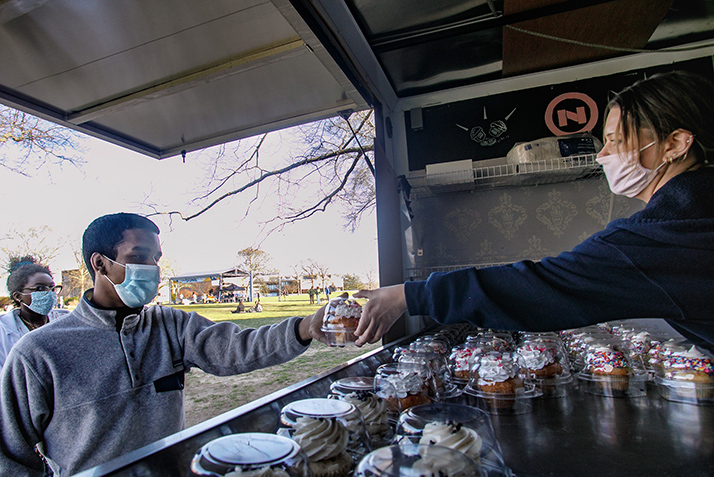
22;290;57;316
103;256;161;308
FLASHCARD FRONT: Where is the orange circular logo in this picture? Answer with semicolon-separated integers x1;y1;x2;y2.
545;92;598;136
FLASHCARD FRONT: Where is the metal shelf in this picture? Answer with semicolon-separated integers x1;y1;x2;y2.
408;153;603;198
405;262;514;281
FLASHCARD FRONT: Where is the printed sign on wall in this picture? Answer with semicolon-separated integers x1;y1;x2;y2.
405;58;713;171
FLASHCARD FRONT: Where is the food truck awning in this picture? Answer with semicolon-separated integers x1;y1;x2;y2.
1;1;713;159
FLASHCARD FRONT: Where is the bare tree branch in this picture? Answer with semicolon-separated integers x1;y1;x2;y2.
147;144;372;222
1;106;85;174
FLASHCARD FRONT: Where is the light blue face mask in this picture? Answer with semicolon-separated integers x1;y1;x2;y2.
103;256;161;308
22;290;57;316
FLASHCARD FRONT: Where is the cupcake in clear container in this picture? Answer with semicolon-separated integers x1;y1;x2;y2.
398;349;460;399
329;376;393;447
187;433;311;477
655;344;714;405
393;403;510;476
475;331;514;352
565;330;614;372
374;362;437;414
321;297;362;346
278;398;371;476
463;351;541;414
355;444;485;477
578;339;648;397
411;334;451;356
516;339;572;398
449;335;494;385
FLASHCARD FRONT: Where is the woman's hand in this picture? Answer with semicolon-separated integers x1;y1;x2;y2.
353;284;407;346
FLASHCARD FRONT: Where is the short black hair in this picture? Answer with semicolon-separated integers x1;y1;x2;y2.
82;213;160;280
7;255;52;307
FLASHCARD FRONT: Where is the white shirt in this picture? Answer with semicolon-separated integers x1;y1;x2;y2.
0;308;69;368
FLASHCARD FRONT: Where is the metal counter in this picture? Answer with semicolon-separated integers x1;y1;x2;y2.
76;334;714;477
480;383;714;477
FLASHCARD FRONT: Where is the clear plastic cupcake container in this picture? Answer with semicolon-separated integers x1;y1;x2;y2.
449;336;496;387
355;444;485;477
411;334;451;356
578;339;649;398
463;351;541;415
321;297;362;347
654;344;714;405
187;433;311;477
516;339;573;398
322;327;358;347
374;362;437;414
392;403;511;476
473;331;514;352
564;331;614;372
329;377;394;447
278;398;372;462
398;349;461;399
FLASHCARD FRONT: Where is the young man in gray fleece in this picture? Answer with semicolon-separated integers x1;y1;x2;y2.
0;213;329;476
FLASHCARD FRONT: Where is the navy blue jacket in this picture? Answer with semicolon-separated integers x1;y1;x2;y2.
405;167;714;350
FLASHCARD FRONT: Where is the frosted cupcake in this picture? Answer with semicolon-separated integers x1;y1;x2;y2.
418;421;483;465
322;298;362;346
341;391;391;446
374;363;435;413
475;352;524;395
393;403;508;473
291;417;352;477
656;345;714;402
449;335;492;382
279;398;372;474
517;340;572;397
461;351;543;414
517;341;563;379
579;340;648;397
355;444;484;477
399;349;459;399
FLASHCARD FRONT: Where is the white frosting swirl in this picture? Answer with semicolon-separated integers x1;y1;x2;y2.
418;422;483;460
411;453;466;476
292;417;348;462
517;344;555;370
477;354;518;385
682;345;708;359
382;370;427;398
324;298;362;326
342;392;388;428
334;300;362;318
225;467;290;477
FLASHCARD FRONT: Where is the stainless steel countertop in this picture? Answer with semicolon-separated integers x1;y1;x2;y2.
471;382;714;477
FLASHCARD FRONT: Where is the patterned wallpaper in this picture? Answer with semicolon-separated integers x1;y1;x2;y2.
407;177;643;276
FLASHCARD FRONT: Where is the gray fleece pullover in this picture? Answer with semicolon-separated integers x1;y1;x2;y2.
0;293;310;476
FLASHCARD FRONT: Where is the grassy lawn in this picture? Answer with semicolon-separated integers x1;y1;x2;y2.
168;292;363;327
166;292;382;426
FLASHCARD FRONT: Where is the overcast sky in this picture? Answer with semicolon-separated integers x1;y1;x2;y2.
0;129;378;294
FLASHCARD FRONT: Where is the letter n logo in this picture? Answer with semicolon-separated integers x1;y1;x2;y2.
545;92;598;136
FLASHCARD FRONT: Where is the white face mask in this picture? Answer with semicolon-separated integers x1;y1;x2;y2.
596;141;664;198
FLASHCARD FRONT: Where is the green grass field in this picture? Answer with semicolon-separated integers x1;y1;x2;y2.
171;292;381;426
168;292;361;328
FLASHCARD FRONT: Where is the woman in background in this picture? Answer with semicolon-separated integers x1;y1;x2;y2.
0;255;68;368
